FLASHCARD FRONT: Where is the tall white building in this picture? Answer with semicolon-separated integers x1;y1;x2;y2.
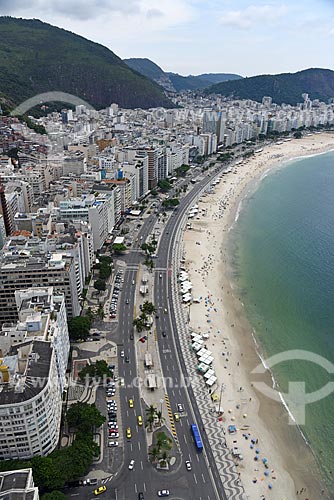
0;287;69;460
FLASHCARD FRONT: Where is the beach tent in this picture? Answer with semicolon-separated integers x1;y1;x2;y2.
204;369;215;379
197;362;210;373
206;375;217;386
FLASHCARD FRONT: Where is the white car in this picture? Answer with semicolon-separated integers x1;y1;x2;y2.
108;441;118;447
185;460;192;471
120;350;125;358
177;403;184;413
128;459;135;470
157;490;170;497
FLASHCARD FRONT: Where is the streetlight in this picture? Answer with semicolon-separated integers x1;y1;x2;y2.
218;383;226;416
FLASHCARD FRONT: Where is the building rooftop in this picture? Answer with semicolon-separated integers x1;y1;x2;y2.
0;340;53;405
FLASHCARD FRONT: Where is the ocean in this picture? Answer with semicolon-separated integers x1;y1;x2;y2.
231;150;334;487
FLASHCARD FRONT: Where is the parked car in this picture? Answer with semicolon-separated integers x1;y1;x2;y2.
108;441;118;447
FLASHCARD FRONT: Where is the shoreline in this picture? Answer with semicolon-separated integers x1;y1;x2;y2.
182;133;334;499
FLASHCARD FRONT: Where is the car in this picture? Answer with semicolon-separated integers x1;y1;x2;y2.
108;441;119;447
185;460;192;471
155;314;159;319
128;459;135;470
125;356;130;363
130;332;134;340
128;399;134;408
126;299;129;304
94;486;107;496
132;280;135;285
177;403;184;413
174;413;180;422
108;413;117;419
110;313;116;318
109;432;119;438
83;478;98;486
163;308;167;313
162;331;166;337
87;337;94;341
126;427;132;439
159;273;162;278
120;350;124;358
139;337;146;343
157;490;170;497
108;424;118;429
138;493;144;500
137;415;143;426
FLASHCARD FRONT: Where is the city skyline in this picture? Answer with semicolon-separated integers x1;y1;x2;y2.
0;0;333;76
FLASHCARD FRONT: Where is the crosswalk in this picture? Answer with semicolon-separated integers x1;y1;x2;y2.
100;475;113;484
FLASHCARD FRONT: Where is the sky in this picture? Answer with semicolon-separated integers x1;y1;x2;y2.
0;0;333;76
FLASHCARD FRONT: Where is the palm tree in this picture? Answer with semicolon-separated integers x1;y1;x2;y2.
156;410;165;427
97;304;105;320
133;317;145;333
159;450;170;468
145;405;156;432
148;447;160;463
145;414;155;432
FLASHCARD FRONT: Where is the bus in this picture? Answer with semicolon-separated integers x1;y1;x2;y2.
190;424;203;451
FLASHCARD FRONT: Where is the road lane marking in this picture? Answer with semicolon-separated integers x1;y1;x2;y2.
194;473;198;484
141;461;143;470
143;482;146;492
138;441;141;450
202;473;206;483
183;435;187;444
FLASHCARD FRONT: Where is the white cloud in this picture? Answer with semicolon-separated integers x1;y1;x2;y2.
221;4;289;29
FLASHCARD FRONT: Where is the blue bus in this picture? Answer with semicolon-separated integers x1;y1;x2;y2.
191;424;203;451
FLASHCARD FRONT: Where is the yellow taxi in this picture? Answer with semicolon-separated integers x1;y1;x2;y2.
126;427;132;439
137;415;143;426
94;486;107;496
174;412;180;422
129;398;134;408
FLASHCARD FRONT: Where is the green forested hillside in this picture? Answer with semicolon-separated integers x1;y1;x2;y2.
0;17;172;110
205;68;334;105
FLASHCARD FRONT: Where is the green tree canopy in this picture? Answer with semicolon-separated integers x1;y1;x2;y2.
66;402;105;434
112;243;127;254
41;491;67;500
68;316;91;341
94;279;106;291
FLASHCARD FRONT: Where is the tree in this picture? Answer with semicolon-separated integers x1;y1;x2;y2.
94;279;106;291
145;405;156;432
112;243;127;254
293;131;303;139
158;179;172;192
68;316;91;341
144;256;154;272
163;198;180;209
159;450;170;466
148;446;160;463
141;301;156;315
41;492;67;500
133;317;145;333
66;402;105;434
79;360;112;381
156;410;165;427
97;304;105;320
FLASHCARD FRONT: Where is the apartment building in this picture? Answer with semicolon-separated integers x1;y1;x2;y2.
0;469;39;499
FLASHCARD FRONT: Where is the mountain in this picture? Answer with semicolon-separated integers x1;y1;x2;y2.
123;58;176;92
124;57;243;92
0;17;172;111
205;68;334;105
197;73;242;84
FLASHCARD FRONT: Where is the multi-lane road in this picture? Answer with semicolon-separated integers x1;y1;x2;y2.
68;163;230;500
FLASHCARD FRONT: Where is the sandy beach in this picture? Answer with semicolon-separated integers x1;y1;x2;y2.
182;133;334;500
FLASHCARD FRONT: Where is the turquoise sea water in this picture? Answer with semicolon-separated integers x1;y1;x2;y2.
231;150;334;486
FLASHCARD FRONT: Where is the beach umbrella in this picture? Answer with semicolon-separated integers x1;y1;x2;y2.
250;444;254;449
231;416;235;421
228;409;232;413
268;483;273;489
264;471;270;476
256;449;260;454
262;458;268;463
243;413;247;418
254;455;258;461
